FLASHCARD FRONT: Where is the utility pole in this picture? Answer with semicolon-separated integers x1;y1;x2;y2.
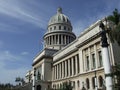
99;21;113;90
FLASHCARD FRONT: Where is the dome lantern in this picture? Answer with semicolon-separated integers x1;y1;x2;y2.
57;7;62;14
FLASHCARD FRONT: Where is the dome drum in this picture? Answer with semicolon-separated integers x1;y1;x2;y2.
47;24;72;33
43;8;76;50
44;31;76;38
44;33;76;49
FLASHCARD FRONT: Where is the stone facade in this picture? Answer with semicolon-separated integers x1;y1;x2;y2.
25;8;120;90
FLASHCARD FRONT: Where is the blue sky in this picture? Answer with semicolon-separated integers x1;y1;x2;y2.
0;0;120;84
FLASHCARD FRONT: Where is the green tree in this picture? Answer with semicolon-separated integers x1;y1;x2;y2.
15;77;25;86
107;9;120;46
58;81;72;90
113;63;120;89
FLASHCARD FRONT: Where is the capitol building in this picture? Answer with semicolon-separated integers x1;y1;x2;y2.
25;8;120;90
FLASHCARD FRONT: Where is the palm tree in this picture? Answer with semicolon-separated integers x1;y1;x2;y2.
107;9;120;46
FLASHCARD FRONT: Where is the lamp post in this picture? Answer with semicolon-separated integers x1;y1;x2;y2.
99;21;113;90
82;82;86;90
32;68;36;90
94;71;98;90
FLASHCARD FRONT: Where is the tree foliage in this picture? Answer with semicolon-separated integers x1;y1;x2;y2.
0;83;15;90
56;81;72;90
107;9;120;45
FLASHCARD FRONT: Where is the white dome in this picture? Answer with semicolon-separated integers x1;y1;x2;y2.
48;8;71;25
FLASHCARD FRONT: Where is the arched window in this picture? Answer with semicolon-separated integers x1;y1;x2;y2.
64;26;66;30
54;26;56;30
54;85;56;89
59;26;61;30
50;27;52;31
73;81;75;88
68;27;70;31
99;76;103;87
86;78;90;89
36;85;41;90
92;77;95;89
57;84;59;89
63;16;65;21
77;80;80;87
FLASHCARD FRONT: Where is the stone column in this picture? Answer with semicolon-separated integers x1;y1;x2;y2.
48;36;50;45
62;62;64;78
54;66;56;80
59;63;61;78
53;67;55;80
50;36;51;45
88;47;91;70
94;44;98;69
65;35;67;44
57;64;60;79
51;35;53;45
56;65;57;79
65;60;67;77
54;35;56;44
58;34;59;44
68;59;70;77
75;55;78;74
61;35;63;45
57;65;58;79
71;57;74;76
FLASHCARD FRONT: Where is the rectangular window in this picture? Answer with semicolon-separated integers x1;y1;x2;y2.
86;56;89;71
92;53;96;69
98;51;103;67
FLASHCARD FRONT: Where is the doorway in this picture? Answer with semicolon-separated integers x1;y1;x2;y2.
36;85;41;90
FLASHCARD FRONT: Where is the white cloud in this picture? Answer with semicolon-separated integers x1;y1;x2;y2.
21;52;29;55
0;0;50;30
0;50;31;84
0;64;29;85
0;51;21;62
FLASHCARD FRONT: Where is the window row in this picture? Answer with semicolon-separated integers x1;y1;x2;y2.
49;25;71;31
52;76;104;90
85;50;103;71
86;76;104;89
83;43;103;72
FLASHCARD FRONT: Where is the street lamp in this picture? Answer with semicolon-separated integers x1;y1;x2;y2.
32;68;36;90
94;71;98;90
99;20;113;90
